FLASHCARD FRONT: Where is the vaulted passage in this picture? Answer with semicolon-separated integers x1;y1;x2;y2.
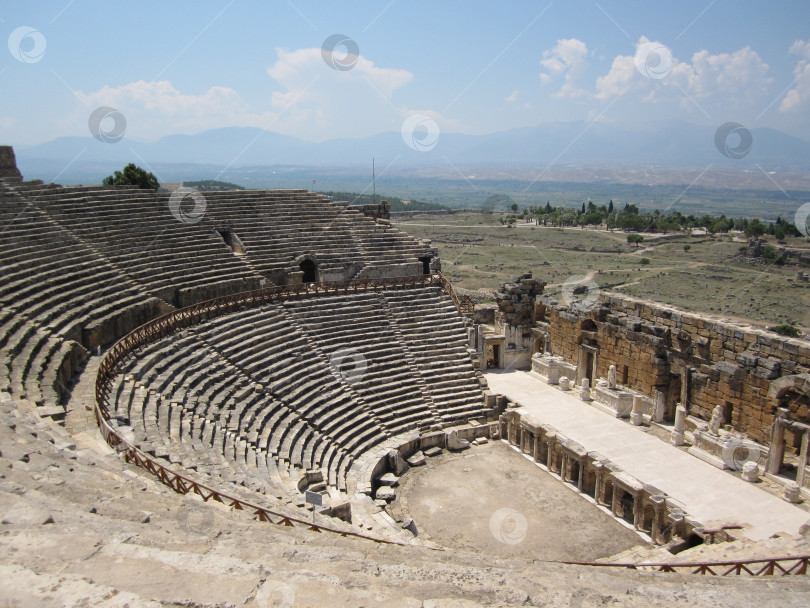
300;259;318;283
216;228;246;254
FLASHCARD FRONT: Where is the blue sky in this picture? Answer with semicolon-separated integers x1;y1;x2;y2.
2;0;810;146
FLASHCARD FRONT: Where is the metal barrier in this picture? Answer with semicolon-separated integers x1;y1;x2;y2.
93;274;463;544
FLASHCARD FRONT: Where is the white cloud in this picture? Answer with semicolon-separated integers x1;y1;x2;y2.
68;47;422;142
781;39;810;112
668;46;771;102
74;80;275;141
540;38;588;98
595;36;772;109
506;90;519;102
595;53;639;100
264;47;414;140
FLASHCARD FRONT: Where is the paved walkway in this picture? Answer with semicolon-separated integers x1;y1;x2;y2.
484;370;809;540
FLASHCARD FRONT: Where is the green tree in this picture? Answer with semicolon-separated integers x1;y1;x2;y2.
627;233;644;248
102;163;159;191
511;203;518;212
745;219;766;238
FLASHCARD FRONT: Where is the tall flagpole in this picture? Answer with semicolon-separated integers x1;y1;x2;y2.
372;157;376;205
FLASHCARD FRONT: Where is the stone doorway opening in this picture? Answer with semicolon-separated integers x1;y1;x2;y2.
766;375;810;493
484;336;505;369
215;228;246;254
577;346;597;386
419;255;432;275
300;259;318;283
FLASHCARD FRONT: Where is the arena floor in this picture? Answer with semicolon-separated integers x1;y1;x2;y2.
398;440;644;561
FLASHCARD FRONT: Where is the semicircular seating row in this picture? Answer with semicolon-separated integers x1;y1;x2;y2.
110;286;492;503
0;179;434;424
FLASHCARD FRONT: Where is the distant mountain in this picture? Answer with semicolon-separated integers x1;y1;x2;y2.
13;121;810;185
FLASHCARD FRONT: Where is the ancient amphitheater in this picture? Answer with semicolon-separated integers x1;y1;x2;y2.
1;144;809;607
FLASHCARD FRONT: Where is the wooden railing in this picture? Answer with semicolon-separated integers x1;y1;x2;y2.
432;272;474;317
91;273;807;574
93;274;463;544
560;555;809;576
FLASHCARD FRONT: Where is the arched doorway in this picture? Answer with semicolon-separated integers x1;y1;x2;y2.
300;259;318;283
766;374;810;487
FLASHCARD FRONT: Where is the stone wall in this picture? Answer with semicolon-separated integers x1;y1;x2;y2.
537;292;810;446
0;146;22;181
492;274;546;369
351;200;390;220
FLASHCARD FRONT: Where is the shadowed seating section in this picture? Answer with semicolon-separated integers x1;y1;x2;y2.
107;285;492;501
12;182;263;307
0;177;435;419
0;185;162;418
183;190;433;281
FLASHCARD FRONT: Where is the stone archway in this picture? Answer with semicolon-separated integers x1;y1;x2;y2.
766;374;810;490
298;257;319;283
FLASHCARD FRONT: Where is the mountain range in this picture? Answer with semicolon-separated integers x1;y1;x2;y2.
12;120;810;187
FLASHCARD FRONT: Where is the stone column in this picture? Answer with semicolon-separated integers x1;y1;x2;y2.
579;378;591;402
649;495;666;544
766;411;787;475
592;462;603;503
680;366;691;411
654;390;666;423
631;396;644;426
742;461;759;483
671;405;687;446
667;512;685;541
632;494;641;529
577;459;585;491
546;433;556;471
784;483;801;503
796;430;809;488
611;485;620;517
559;452;568;482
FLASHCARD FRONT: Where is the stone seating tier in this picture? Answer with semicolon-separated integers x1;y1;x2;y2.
109;287;492;500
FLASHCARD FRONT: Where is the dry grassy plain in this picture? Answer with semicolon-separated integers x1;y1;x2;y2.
394;212;810;332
